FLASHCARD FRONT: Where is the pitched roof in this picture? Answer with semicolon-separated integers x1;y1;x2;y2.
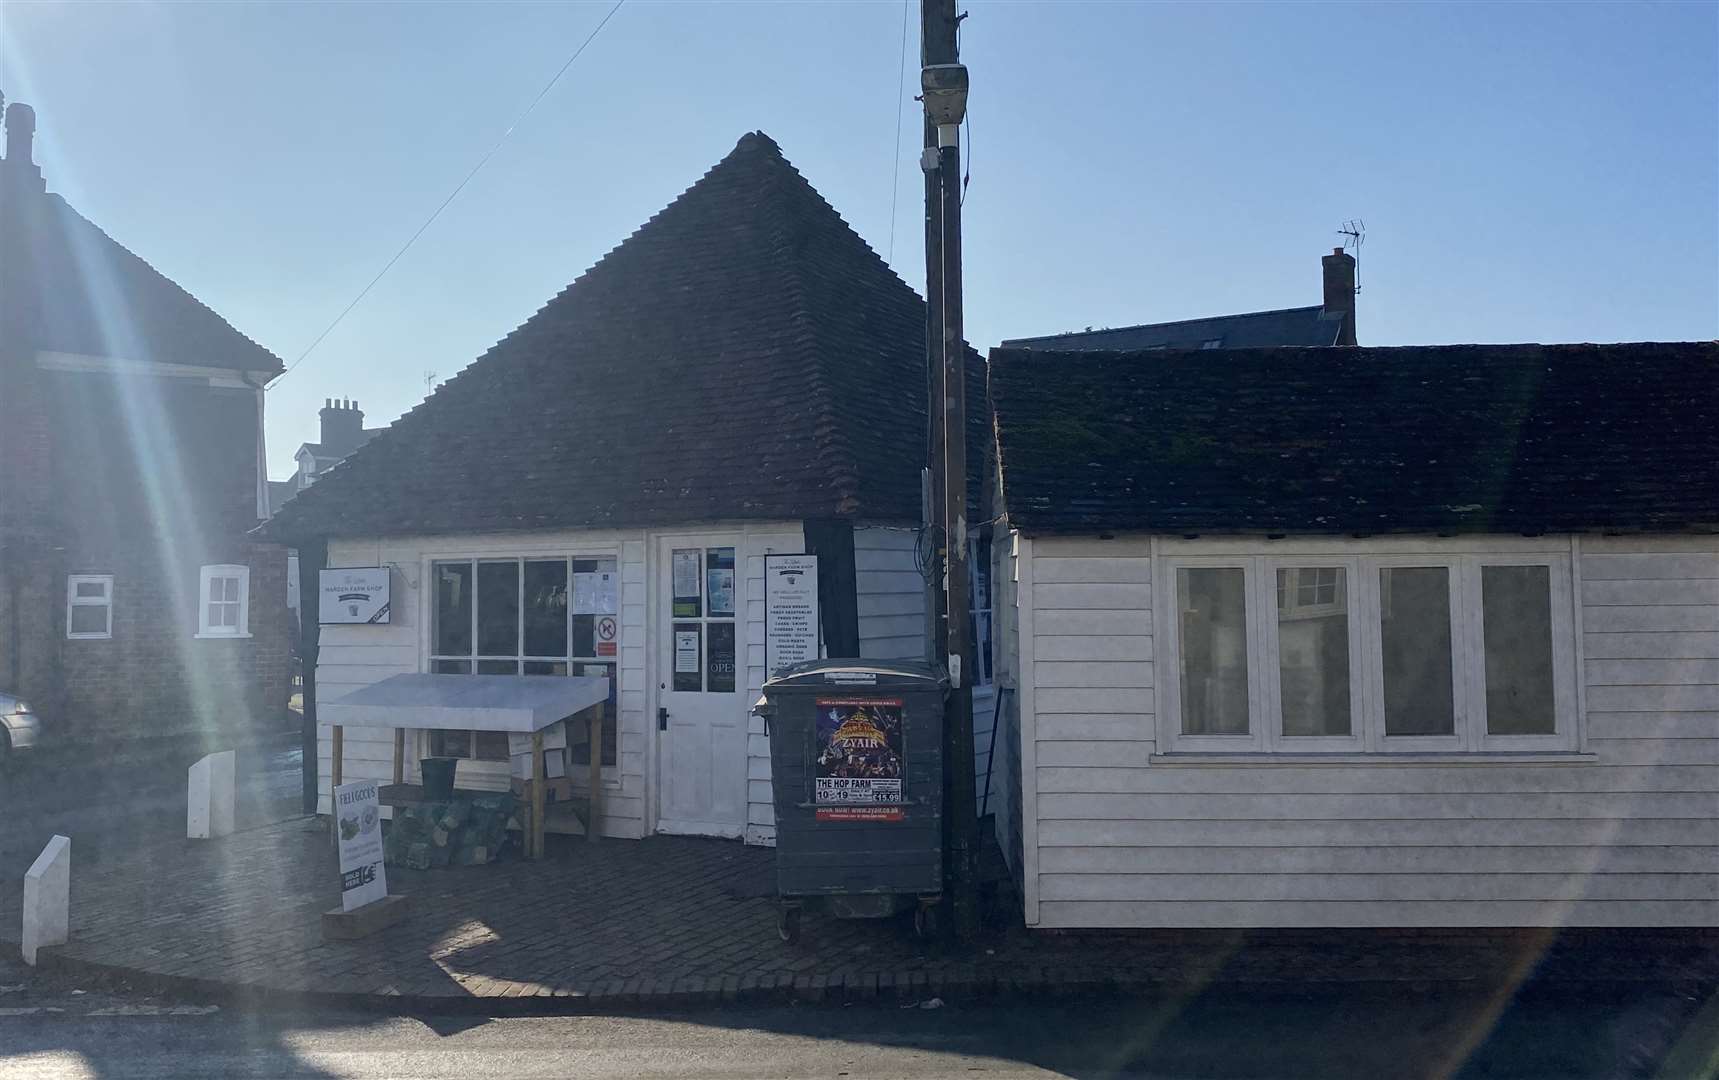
990;341;1719;536
10;191;282;373
1003;305;1342;352
265;133;981;542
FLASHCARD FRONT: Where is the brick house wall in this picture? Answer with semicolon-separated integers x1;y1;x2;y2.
27;368;292;741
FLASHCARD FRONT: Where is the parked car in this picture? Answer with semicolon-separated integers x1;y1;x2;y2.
0;690;41;758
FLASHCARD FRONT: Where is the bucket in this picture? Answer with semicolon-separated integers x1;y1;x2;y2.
420;756;458;800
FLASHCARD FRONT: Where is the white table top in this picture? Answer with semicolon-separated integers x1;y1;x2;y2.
321;674;610;733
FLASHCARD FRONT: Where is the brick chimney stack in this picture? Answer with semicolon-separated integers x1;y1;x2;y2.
1;102;45;194
318;398;365;457
1322;247;1358;346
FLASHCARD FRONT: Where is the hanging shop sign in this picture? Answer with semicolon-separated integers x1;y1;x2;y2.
813;696;905;822
333;779;388;911
765;554;819;675
319;567;390;625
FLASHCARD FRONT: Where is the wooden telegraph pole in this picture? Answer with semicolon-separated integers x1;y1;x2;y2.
921;0;979;941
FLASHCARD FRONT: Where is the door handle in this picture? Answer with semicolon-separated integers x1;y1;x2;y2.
658;707;669;731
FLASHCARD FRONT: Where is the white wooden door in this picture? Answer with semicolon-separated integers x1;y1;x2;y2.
656;537;747;837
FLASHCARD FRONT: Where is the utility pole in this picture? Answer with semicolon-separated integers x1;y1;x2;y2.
921;0;978;942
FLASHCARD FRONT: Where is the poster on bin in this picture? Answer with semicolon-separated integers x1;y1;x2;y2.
334;779;388;911
814;697;905;822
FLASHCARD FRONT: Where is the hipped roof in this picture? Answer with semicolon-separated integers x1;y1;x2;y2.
266;132;981;542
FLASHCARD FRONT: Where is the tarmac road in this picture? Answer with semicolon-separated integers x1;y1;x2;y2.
1;986;1716;1080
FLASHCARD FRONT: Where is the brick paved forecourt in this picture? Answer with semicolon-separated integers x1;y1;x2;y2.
3;819;1713;1014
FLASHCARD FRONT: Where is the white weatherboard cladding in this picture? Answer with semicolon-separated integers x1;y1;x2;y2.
316;530;653;838
1014;534;1719;929
738;525;807;846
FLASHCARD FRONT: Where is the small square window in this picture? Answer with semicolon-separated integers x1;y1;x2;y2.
197;565;250;638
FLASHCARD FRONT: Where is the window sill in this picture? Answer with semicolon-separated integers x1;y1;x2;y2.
1149;751;1598;767
66;634;112;641
194;632;253;640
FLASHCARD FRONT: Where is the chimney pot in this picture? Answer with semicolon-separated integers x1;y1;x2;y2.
4;102;36;164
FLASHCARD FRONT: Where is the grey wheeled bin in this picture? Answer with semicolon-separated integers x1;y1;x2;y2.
753;659;947;944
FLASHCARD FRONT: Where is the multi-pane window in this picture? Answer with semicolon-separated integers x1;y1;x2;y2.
969;535;994;687
1161;553;1574;753
669;547;737;694
66;575;114;640
197;565;250;638
430;556;618;764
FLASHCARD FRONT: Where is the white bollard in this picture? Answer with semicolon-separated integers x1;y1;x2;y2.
22;835;70;966
187;750;237;839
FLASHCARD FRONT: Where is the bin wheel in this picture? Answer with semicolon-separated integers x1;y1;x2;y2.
777;906;801;944
913;902;937;940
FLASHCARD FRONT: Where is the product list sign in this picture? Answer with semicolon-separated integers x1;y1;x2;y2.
764;554;819;675
333;779;387;912
319;567;390;625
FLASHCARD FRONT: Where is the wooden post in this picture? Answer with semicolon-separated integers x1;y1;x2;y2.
587;703;604;843
392;728;404;787
530;729;546;860
330;724;344;847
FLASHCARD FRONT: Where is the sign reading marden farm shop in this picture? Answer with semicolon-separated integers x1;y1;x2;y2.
765;554;819;675
333;779;387;912
319;567;390;624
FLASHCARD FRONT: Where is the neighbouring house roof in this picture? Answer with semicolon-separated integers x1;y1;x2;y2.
295;430;383;463
11;191;283;374
1003;304;1344;352
264;132;982;543
990;341;1719;536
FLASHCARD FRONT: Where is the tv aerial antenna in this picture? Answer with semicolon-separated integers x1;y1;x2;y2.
1338;220;1365;293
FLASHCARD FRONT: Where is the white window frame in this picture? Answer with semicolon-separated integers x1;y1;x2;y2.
196;564;251;639
1156;548;1578;755
1157;557;1262;753
66;574;114;640
1262;556;1366;753
426;552;622;768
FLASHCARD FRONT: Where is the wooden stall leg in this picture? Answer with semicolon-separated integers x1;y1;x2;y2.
587;704;603;844
332;725;344;789
531;730;546;860
393;728;404;787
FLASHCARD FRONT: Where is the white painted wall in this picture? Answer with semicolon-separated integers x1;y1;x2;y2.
1014;533;1719;929
854;526;925;659
317;524;806;846
316;529;651;838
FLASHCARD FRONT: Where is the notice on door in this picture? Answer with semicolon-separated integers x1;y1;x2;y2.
333;779;387;911
765;554;819;675
674;629;700;674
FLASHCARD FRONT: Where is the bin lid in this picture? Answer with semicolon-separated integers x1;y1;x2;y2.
762;657;947;691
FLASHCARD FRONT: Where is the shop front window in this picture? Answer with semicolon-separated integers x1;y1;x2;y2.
430;556;618;765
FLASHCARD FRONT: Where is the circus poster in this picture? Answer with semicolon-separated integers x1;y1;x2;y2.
813;697;904;815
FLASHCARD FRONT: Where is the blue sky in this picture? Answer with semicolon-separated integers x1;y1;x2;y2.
4;0;1714;477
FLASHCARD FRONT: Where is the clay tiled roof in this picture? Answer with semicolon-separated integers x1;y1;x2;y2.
991;341;1719;536
266;133;982;541
14;192;282;373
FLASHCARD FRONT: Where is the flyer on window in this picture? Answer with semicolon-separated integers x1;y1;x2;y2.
813;697;904;820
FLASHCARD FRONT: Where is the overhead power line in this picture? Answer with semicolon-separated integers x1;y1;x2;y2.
274;0;626;384
886;0;910;264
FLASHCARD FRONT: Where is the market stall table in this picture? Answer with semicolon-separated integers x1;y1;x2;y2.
320;673;610;858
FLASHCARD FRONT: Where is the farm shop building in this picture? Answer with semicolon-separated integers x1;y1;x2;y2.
985;341;1718;929
263;133;991;845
